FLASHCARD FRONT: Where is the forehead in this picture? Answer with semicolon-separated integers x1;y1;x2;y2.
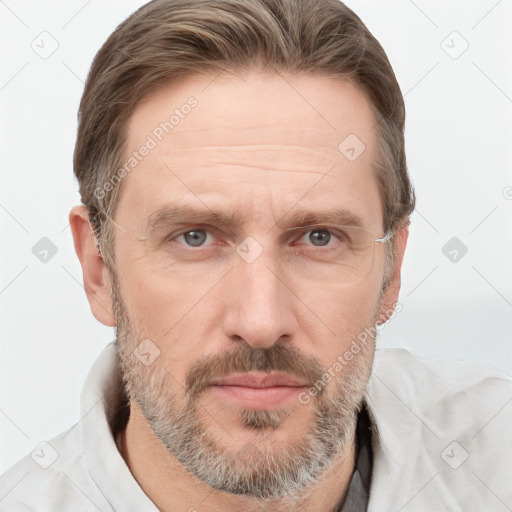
116;70;382;234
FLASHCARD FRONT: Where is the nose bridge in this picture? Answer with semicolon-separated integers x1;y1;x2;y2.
223;241;296;348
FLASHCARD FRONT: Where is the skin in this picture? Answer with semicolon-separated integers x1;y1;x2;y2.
70;69;408;511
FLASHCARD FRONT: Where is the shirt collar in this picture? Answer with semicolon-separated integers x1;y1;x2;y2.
80;342;157;511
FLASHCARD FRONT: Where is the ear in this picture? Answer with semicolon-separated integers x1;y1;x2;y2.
376;225;409;326
69;205;116;327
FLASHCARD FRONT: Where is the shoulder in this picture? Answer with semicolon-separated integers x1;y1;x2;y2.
372;347;511;399
367;348;512;511
370;347;512;441
0;426;113;512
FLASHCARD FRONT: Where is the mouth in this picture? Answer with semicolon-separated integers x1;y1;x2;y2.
208;373;309;409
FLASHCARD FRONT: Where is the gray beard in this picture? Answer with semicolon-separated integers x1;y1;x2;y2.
112;277;375;501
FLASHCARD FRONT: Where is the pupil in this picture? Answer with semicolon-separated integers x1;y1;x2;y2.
184;230;206;247
310;230;330;246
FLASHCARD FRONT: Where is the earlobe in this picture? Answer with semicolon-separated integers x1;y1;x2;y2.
69;205;116;327
376;225;409;326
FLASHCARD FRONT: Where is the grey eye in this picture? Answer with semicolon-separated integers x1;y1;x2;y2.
183;230;207;247
308;229;331;246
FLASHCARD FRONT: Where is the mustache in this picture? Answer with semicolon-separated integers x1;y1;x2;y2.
185;343;325;400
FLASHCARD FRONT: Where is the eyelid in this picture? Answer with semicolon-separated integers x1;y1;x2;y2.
287;223;359;232
166;225;213;240
159;219;241;237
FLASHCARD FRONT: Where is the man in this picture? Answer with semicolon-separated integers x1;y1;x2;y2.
1;0;510;510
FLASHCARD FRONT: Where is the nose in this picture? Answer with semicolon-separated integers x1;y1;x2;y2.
222;246;298;349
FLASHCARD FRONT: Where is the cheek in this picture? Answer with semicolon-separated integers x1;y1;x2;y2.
297;276;379;326
115;268;221;378
118;273;175;337
114;241;218;333
296;281;379;362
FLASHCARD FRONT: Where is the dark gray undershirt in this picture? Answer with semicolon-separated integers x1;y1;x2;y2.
336;406;373;512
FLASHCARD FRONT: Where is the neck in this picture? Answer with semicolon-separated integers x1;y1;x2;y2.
117;402;357;512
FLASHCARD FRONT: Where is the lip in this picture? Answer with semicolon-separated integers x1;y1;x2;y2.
209;372;308;388
208;373;309;409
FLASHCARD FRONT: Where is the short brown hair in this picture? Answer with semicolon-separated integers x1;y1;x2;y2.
74;0;415;282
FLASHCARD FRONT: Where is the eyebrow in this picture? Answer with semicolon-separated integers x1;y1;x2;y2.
145;204;368;232
146;204;250;230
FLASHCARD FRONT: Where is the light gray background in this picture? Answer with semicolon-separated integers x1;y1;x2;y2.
1;0;511;475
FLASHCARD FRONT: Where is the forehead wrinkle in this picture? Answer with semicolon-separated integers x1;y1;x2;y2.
164;144;342;160
160;144;343;175
165;163;331;175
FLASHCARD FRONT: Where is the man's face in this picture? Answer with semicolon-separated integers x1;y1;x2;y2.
109;70;389;499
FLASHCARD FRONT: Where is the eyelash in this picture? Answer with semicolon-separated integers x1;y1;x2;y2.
166;227;347;249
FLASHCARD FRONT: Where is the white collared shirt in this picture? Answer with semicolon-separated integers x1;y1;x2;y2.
1;342;511;511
